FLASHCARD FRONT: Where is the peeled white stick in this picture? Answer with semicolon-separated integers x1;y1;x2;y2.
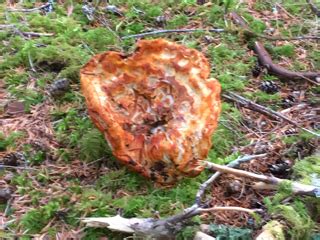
205;161;320;197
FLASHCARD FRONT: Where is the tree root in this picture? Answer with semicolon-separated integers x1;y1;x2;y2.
230;11;320;84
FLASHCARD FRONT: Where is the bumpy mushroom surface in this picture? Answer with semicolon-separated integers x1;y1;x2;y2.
80;39;221;185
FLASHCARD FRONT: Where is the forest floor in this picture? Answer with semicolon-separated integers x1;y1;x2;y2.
0;0;320;239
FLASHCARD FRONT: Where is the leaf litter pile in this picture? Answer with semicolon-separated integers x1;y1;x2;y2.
0;0;320;239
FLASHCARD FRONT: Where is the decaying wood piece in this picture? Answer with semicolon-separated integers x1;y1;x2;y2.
80;39;221;185
230;12;320;84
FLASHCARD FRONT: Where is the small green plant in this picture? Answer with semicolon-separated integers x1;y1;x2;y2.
293;155;320;184
265;199;315;240
78;128;112;162
81;28;117;52
209;103;245;159
20;201;61;233
167;14;188;28
0;131;25;151
273;44;295;58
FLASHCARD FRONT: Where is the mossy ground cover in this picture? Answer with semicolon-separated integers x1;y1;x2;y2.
0;0;319;239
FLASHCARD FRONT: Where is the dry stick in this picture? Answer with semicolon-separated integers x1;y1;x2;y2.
199;206;262;214
252;181;320;196
230;11;320;84
20;31;54;37
121;18;320;41
0;164;36;171
205;161;320;197
7;2;51;12
83;205;260;237
307;0;320;17
121;28;225;39
0;24;54;37
222;92;320;137
195;153;267;204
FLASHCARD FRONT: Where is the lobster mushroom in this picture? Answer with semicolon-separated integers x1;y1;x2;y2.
80;39;221;185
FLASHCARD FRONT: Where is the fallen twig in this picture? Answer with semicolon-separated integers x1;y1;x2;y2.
7;2;51;12
121;28;225;39
252;182;320;196
223;92;320;137
230;12;320;84
307;0;320;17
205;161;320;197
0;164;36;171
82;205;259;238
195;154;267;204
0;24;54;37
199;206;262;214
121;27;320;41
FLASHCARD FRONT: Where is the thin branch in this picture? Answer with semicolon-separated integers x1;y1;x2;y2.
307;0;320;17
82;204;258;237
7;2;51;12
121;28;225;39
205;161;320;197
121;27;320;41
223;92;320;137
199;206;262;214
252;181;320;196
0;164;36;171
195;154;267;204
20;31;54;37
0;24;54;37
0;24;16;29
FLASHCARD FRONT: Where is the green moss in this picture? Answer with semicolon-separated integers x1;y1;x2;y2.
20;201;61;234
82;28;117;52
167;14;188;28
209;103;245;159
0;131;25;151
244;91;281;107
282;131;318;145
272;44;295;58
310;50;320;69
78;129;112;162
144;5;163;18
208;43;251;91
265;199;315;240
293;155;320;184
242;13;266;34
